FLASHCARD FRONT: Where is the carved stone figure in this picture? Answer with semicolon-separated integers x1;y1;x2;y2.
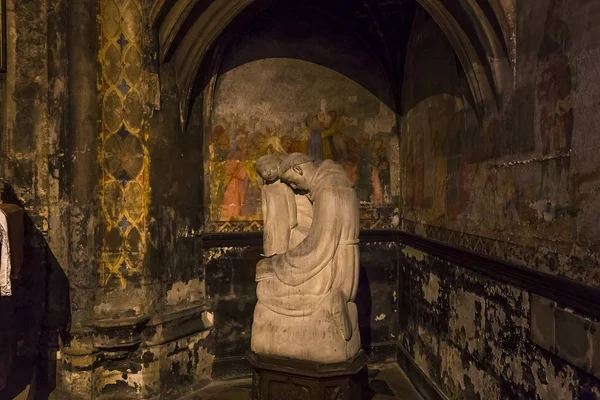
251;153;361;363
256;155;314;257
256;155;296;256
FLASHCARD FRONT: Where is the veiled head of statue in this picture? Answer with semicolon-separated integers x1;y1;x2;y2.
256;155;282;183
278;153;314;191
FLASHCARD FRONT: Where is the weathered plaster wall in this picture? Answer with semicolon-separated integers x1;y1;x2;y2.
399;246;600;399
0;0;74;397
0;0;212;397
400;8;480;229
399;3;600;399
147;60;206;314
400;2;600;286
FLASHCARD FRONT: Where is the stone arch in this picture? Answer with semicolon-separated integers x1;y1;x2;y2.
415;0;512;118
151;0;511;128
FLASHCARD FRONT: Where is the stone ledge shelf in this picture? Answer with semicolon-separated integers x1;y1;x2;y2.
63;302;212;358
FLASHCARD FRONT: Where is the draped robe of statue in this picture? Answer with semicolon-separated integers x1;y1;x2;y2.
261;181;313;256
251;160;361;363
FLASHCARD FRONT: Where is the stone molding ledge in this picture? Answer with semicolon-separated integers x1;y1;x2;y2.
61;302;212;363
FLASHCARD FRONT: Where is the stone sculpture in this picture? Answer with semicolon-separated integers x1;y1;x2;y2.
251;153;361;363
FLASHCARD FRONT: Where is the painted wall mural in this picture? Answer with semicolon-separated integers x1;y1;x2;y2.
99;0;149;288
399;4;600;286
400;4;576;241
205;58;399;231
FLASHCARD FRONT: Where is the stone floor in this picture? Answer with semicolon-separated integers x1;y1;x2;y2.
185;363;423;400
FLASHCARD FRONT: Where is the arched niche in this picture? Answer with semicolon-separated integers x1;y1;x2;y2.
151;0;511;129
150;0;514;232
195;7;401;232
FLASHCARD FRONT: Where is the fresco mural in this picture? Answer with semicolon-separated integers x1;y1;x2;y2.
400;2;581;248
205;58;398;227
535;0;574;158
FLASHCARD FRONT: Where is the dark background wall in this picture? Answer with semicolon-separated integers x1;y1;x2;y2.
397;2;600;399
0;0;74;397
1;0;600;398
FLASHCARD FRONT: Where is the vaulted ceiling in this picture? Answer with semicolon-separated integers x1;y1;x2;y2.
150;0;513;128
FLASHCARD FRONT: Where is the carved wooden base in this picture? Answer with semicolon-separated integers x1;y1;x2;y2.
246;350;369;400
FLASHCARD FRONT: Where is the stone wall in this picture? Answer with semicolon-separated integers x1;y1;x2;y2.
0;0;74;397
2;0;600;398
399;246;600;399
400;1;600;286
398;2;600;399
0;0;213;397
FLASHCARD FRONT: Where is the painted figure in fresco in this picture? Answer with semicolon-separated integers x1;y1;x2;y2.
249;131;267;159
536;51;573;155
429;113;449;221
343;136;359;184
214;133;231;161
251;153;360;363
208;125;226;160
386;135;401;202
241;132;269;218
306;109;346;162
307;114;324;161
238;131;266;218
536;0;573;156
535;0;573;213
356;134;373;202
221;134;250;220
264;134;287;156
294;120;310;155
319;110;345;161
281;135;294;154
209;128;231;220
371;135;391;206
412;129;425;209
446;114;477;221
447;157;477;221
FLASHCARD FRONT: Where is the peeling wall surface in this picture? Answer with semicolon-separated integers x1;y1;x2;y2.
399;246;600;399
398;2;600;399
1;0;600;399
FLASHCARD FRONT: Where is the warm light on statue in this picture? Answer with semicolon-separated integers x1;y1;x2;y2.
251;153;362;363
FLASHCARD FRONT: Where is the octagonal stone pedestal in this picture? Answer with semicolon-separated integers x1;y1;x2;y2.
246;349;369;400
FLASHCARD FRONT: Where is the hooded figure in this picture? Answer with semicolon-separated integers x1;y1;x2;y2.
251;153;361;363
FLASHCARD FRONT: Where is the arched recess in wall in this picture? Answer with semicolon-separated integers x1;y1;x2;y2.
176;1;400;231
151;0;512;129
414;0;512;115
